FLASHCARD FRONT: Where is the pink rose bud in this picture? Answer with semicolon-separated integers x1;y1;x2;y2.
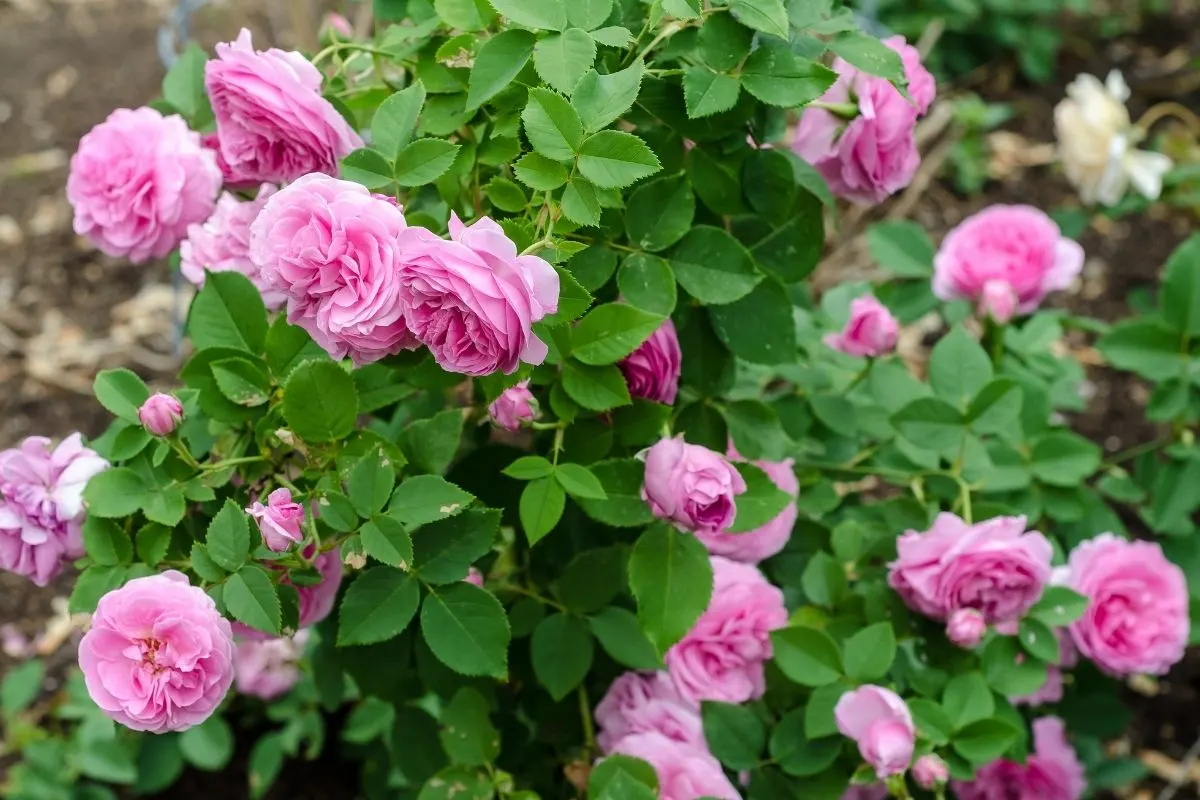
464;567;484;587
322;12;353;38
78;571;234;732
979;279;1018;324
138;393;184;437
641;436;746;535
233;630;308;700
835;685;915;778
823;295;900;357
946;608;987;649
618;319;682;405
488;381;538;431
913;754;949;789
246;488;305;552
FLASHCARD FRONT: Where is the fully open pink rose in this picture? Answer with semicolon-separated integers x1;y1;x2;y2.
823;295;899;357
642;437;746;535
666;557;787;704
0;434;108;586
233;630;308;700
694;446;797;564
835;685;915;777
68;107;221;263
205;29;362;184
234;547;342;640
180;185;285;310
595;671;704;753
955;716;1085;800
619;319;682;405
1059;533;1187;676
398;215;559;376
607;732;742;800
933;205;1084;318
79;571;234;732
250;173;419;365
888;513;1053;623
247;488;305;552
488;381;538;431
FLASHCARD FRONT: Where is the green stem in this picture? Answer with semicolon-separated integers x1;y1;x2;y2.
201;455;268;472
984;318;1006;368
845;359;875;393
169;438;201;470
551;426;565;466
578;684;597;754
957;476;974;524
1100;437;1168;469
312;42;393;66
810;100;860;119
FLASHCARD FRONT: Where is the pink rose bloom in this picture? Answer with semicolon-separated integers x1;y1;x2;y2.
913;754;949;789
834;685;915;778
823;295;899;357
642;437;746;535
607;732;742;800
250;173;419;365
955;716;1085;800
180;185;285;310
205;29;362;184
234;546;342;640
888;513;1053;623
1059;533;1187;676
842;787;888;800
67;107;221;264
398;214;559;376
665;557;787;704
138;393;184;437
946;607;987;649
233;630;308;700
322;12;354;39
933;205;1084;318
0;434;108;586
488;381;538;431
594;671;705;754
885;36;936;114
247;488;305;552
78;571;234;732
618;319;682;405
695;446;797;564
464;567;484;587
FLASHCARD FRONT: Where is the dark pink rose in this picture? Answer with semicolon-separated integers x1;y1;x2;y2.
488;381;538;431
246;488;305;552
954;716;1085;800
642;437;746;535
180;184;285;310
618;319;682;405
695;445;797;564
138;393;184;437
823;295;899;357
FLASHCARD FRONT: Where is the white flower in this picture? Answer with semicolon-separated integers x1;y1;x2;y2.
1054;70;1173;205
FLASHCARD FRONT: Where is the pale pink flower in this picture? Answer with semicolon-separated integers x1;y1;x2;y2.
180;185;285;309
607;732;742;799
488;381;538;431
946;608;987;649
464;567;484;587
246;488;305;552
618;319;682;405
913;754;949;789
954;716;1085;800
694;445;797;564
642;437;746;535
594;671;704;754
823;295;899;357
233;630;308;700
138;393;183;437
835;685;915;778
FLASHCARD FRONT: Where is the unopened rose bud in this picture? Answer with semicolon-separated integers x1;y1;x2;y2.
946;608;987;649
138;393;183;436
912;754;949;789
979;279;1018;324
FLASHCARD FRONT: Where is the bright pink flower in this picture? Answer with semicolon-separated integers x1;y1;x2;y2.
594;671;704;754
488;381;538;431
1060;533;1187;676
665;557;787;704
67;107;220;263
841;787;887;800
205;29;362;184
619;319;682;405
913;754;949;789
233;630;308;700
823;295;899;357
946;608;987;649
885;36;936;114
607;732;742;800
138;393;184;437
695;445;797;564
835;685;915;777
180;184;285;310
398;215;559;376
933;205;1084;318
464;567;484;587
79;571;234;732
888;513;1053;623
954;716;1085;800
250;173;419;365
234;546;342;640
642;437;746;535
246;488;305;552
0;434;108;586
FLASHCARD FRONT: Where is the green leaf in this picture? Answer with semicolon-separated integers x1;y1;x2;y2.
982;635;1049;696
439;688;500;766
1096;319;1187;381
484;175;528;211
800;551;845;607
399;407;465;474
189;544;226;583
941;671;994;729
908;698;953;746
709;279;796;364
264;316;328;380
504;455;555;480
144;485;186;527
728;462;792;533
205;499;251;572
348;450;396;518
624;176;694;254
562;177;603;225
1161;232;1200;335
588;607;662;669
412;508;499;584
1029;585;1090;627
282;360;359;443
867;220;935;278
742;45;835;107
562;359;631;410
318;491;359;533
162;42;210;123
555;462;607;499
842;622;896;681
576;458;655;527
577;130;662;188
771;626;843;687
1018;617;1061;663
567;244;618;291
371;82;427;160
69;565;127;613
395;139;461;186
618;254;678;317
519;477;566;545
136;523;172;566
467;29;536;109
697;11;752;70
180;716;235;772
590;25;632;46
360;516;415;569
828;32;905;80
340;147;395;190
557;547;626;613
953;718;1021;764
930;326;993;408
628;525;714;656
1;658;44;714
724;399;789;461
79;738;138;784
967;378;1023;435
729;0;789;38
514;151;570;189
572;60;645;132
337;567;420;645
487;0;566;30
572;303;665;365
417;766;494;800
435;0;494;29
389;475;475;527
1031;431;1101;486
670;226;762;305
568;0;613;29
523;87;583;161
531;613;595;699
683;68;742;118
83;517;133;566
225;565;282;636
93;368;150;424
343;696;396;744
210;358;271;407
891;397;966;454
534;28;597;94
770;709;842;776
589;755;659;798
188;271;269;353
702;701;766;770
421;582;511;678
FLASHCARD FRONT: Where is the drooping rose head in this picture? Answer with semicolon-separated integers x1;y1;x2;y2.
834;685;915;778
933;205;1084;318
954;716;1085;800
606;732;742;800
0;433;108;586
884;36;936;114
205;29;362;184
398;215;559;376
67;107;221;264
180;185;285;310
665;557;787;704
488;381;538;431
888;513;1053;623
823;295;899;358
913;754;949;789
233;630;308;700
234;546;342;640
247;488;305;552
641;437;746;535
138;393;184;437
619;319;682;405
79;571;234;732
695;446;797;564
250;173;419;365
946;608;987;649
594;671;704;754
1060;533;1187;676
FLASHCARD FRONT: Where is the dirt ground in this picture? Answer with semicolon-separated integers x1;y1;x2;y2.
0;0;1198;797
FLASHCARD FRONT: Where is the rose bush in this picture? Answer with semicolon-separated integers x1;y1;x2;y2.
3;2;1198;800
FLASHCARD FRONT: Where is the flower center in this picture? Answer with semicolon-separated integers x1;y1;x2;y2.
139;637;167;673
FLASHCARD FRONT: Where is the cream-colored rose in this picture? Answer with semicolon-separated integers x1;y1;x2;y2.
1054;70;1172;205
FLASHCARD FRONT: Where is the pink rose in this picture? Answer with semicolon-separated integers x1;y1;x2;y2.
180;185;285;310
322;12;354;39
842;787;888;800
888;513;1053;623
67;107;221;264
665;557;787;704
884;36;936;114
913;754;949;789
79;571;234;732
205;29;362;184
955;716;1085;800
0;434;108;586
834;685;915;778
398;215;559;376
1059;533;1187;676
488;381;538;431
234;546;342;640
642;437;746;535
618;319;682;405
250;173;420;365
695;446;797;564
933;205;1084;318
823;295;899;357
464;567;484;587
607;732;742;800
946;608;987;649
594;671;704;754
138;393;184;437
233;630;308;700
247;488;305;552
